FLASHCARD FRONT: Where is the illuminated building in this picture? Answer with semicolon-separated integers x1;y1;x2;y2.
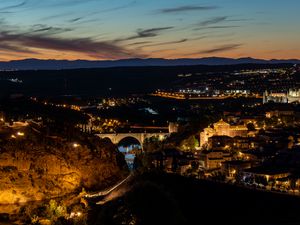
168;122;179;133
265;110;294;118
287;89;300;103
221;161;252;178
200;119;248;147
263;89;300;104
263;91;288;104
243;167;290;184
208;136;233;150
198;150;232;169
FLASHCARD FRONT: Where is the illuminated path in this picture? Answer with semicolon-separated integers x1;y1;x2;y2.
84;174;133;199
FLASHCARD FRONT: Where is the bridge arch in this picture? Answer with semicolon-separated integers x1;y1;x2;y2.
96;133;169;146
118;136;143;148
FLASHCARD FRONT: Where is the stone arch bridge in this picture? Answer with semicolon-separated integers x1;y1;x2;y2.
96;132;170;146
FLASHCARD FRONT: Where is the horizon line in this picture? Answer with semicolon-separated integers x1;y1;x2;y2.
1;57;300;63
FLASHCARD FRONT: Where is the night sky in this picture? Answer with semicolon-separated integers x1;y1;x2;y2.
0;0;299;60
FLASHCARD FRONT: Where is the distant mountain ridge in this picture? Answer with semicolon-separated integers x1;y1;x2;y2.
0;57;299;70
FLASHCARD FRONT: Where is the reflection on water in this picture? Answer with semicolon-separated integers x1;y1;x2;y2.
118;144;141;170
125;154;135;170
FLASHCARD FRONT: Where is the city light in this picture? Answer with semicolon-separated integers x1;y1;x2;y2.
17;132;25;136
69;212;82;218
73;143;80;148
0;1;299;224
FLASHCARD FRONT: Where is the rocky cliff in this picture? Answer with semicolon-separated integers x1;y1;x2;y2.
0;128;128;205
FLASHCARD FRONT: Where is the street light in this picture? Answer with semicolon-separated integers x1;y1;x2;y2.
73;143;80;148
17;132;25;136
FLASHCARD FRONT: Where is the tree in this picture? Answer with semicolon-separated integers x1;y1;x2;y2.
255;176;268;186
143;137;163;152
179;135;199;152
46;200;68;222
247;123;256;131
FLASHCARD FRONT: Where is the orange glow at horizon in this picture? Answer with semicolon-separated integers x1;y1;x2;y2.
1;47;299;62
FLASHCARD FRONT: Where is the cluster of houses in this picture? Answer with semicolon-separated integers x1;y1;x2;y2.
148;107;300;193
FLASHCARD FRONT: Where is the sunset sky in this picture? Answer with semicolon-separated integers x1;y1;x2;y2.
0;0;299;61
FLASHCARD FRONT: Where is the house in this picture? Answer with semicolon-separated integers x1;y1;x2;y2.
242;166;290;185
198;150;232;170
200;119;248;147
221;160;252;178
208;136;233;150
149;149;195;174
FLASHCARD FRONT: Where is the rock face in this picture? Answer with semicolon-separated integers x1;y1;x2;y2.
0;130;128;205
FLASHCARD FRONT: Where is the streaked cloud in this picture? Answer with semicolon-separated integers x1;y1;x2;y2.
0;0;27;12
0;30;142;59
199;16;228;26
0;0;299;60
194;25;241;31
68;17;82;23
116;27;174;42
30;24;73;35
127;41;152;46
159;5;218;13
199;44;242;54
139;39;188;48
0;42;35;54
